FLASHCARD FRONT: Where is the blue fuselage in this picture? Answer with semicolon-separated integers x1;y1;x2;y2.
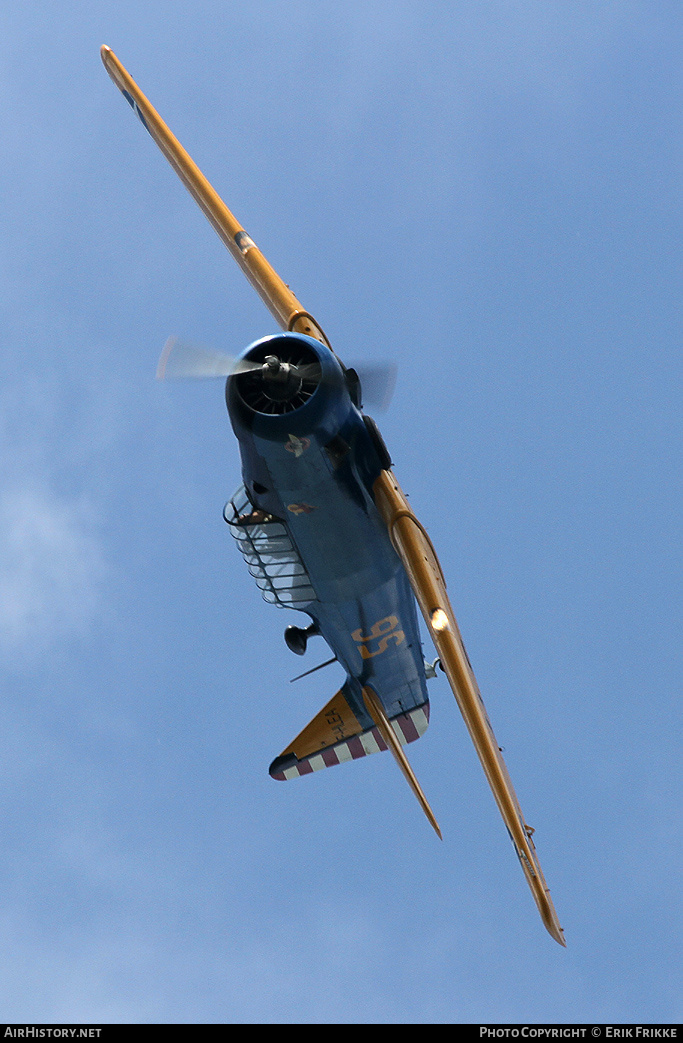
225;333;428;732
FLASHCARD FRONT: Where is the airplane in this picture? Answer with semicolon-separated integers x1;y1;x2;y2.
101;45;565;946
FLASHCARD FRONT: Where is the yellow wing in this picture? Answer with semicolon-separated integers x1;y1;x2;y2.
373;471;565;945
100;46;330;348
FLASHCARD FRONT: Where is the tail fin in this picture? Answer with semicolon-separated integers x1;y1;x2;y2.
269;681;429;781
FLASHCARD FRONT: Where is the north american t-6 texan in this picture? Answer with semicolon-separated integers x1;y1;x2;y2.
101;45;565;945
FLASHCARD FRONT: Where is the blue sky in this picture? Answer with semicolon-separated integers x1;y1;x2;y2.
1;1;681;1024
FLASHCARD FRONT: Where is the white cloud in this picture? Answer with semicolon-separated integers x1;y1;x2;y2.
0;484;106;659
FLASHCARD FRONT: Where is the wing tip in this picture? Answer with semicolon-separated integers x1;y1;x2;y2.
549;915;567;947
540;895;566;947
269;753;298;780
100;45;126;92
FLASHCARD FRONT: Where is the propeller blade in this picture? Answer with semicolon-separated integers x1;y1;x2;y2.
156;337;262;380
372;468;566;946
354;363;397;412
157;340;397;411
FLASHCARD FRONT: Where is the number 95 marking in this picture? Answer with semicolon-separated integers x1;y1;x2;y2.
351;615;405;659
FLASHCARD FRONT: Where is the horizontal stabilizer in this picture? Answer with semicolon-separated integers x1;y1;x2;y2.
270;683;429;780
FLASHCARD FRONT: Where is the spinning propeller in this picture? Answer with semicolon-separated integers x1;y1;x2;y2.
156;337;397;411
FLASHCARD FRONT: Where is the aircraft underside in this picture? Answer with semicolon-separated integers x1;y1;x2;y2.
101;44;566;943
224;428;432;782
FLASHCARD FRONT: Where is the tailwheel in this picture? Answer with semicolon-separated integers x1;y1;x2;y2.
284;621;320;656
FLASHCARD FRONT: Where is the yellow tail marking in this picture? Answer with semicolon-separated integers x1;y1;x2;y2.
281;689;363;762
